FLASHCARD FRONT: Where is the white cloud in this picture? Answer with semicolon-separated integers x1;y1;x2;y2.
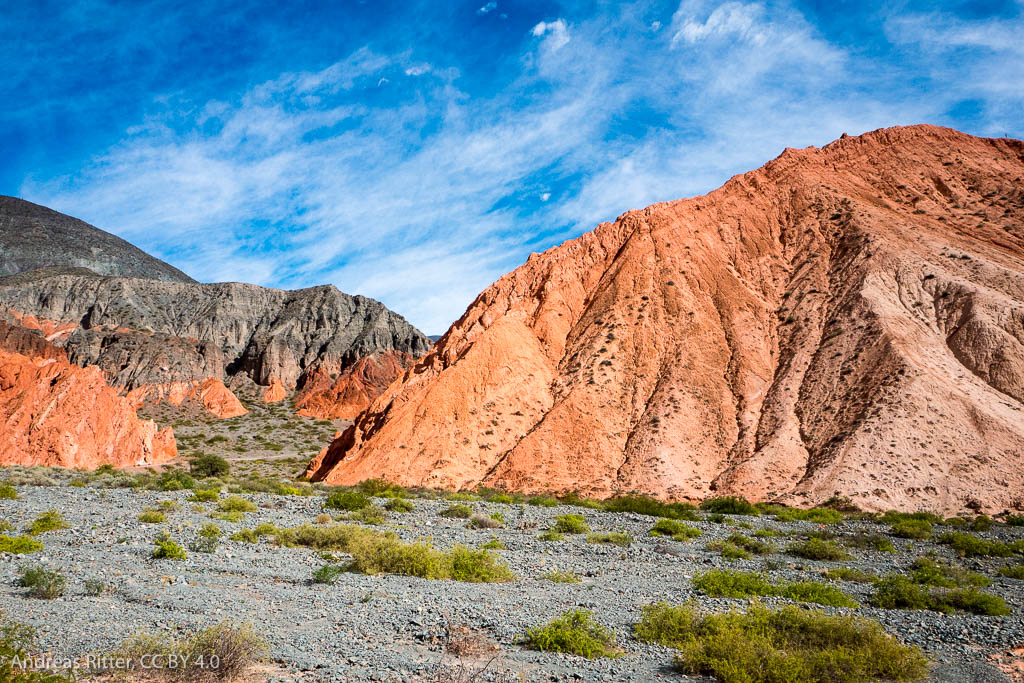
477;2;497;15
531;19;570;52
540;192;551;201
404;63;432;76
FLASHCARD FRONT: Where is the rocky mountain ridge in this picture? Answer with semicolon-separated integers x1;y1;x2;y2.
307;125;1024;514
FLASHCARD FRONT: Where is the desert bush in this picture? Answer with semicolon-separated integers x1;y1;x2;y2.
312;564;344;585
879;510;944;525
938;532;1020;558
447;546;516;582
230;529;258;543
557;491;604;509
1005;515;1024;527
998;564;1024;580
84;578;105;596
190;453;230;478
871;577;1010;615
189;536;219;553
587;531;632;546
786;538;852;561
18;566;66;599
27;510;68;535
138;509;167;524
324;490;371;511
480;537;506;550
156;470;195;491
528;495;559;507
842;533;896;552
635;602;928;682
542;570;581;583
889;519;933;540
254;523;277;536
693;570;858;608
385;498;414;513
152;532;187;560
970;515;993;531
104;621;267;680
537;530;565;542
347;505;388;525
604;495;700;520
439;504;473;519
524;609;620;659
771;507;843;524
468;513;502;529
0;483;17;499
0;535;44;554
649;519;702;541
709;541;752;560
1;612;74;682
211;511;244;522
754;528;782;538
218;496;256;513
189;487;221;503
552;514;590;534
357;478;407;498
909;557;989;588
723;533;774;555
700;496;758;516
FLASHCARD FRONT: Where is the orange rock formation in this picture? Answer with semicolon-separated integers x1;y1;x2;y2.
0;348;177;468
126;378;248;418
263;377;287;403
306;125;1024;514
295;351;414;420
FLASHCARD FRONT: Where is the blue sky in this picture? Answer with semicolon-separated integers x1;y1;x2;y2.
3;0;1022;333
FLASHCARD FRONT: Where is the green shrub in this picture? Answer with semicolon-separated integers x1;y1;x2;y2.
212;511;244;522
156;470;195;491
84;578;105;596
723;533;775;555
771;507;843;524
312;564;344;584
700;496;758;515
481;537;506;550
347;505;388;525
635;602;928;683
693;570;858;608
189;536;219;553
879;510;943;525
587;531;632;546
0;483;17;499
909;557;989;588
189;487;221;502
384;498;414;513
524;609;620;659
709;541;752;560
230;529;259;543
557;491;604;509
553;514;590;534
1006;515;1024;527
889;519;933;540
138;509;166;524
152;532;186;560
0;519;10;533
998;564;1024;580
198;523;222;538
938;532;1018;557
1;613;75;682
649;519;702;541
537;530;565;542
825;567;878;583
27;509;68;535
542;570;581;583
787;538;851;561
447;545;516;582
0;535;44;554
190;453;230;478
439;504;473;519
528;495;559;507
254;523;277;536
970;515;993;531
357;478;407;498
18;566;66;599
324;490;371;511
604;495;700;520
871;576;1010;615
219;496;257;513
842;533;896;553
706;513;726;524
754;528;782;538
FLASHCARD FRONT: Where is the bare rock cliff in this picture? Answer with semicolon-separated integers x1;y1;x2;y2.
306;125;1024;515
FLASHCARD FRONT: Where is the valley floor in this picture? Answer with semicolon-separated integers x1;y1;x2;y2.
1;477;1023;682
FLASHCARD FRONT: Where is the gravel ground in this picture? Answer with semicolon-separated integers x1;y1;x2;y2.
2;483;1023;682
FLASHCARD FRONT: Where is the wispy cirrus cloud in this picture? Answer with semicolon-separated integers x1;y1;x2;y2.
14;0;1024;333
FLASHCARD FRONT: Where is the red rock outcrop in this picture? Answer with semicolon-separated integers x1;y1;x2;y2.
306;125;1024;514
295;351;414;420
126;378;248;419
0;348;177;468
263;377;287;403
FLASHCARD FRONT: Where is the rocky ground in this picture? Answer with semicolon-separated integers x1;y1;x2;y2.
2;466;1024;682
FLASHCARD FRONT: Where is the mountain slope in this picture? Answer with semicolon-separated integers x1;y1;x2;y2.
0;196;194;282
306;125;1024;514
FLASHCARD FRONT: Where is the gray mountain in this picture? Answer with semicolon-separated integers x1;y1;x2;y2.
0;196;195;282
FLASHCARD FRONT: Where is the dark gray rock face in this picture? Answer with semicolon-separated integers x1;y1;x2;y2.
0;269;431;389
0;196;195;282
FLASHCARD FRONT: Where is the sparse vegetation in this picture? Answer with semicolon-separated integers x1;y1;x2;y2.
230;529;259;543
439;504;473;519
542;570;582;583
842;533;896;552
649;519;702;541
825;567;879;584
1;612;74;682
218;495;257;513
604;495;700;520
587;531;632;546
909;557;989;588
384;498;414;513
770;507;843;524
325;490;371;511
524;609;621;659
552;514;590;534
480;537;506;550
871;576;1010;615
152;531;187;560
84;578;105;596
189;487;221;502
634;602;928;682
786;537;852;561
190;453;231;478
700;496;758;516
0;483;17;499
18;566;66;599
889;519;933;540
346;505;388;525
312;564;344;584
27;509;68;535
998;564;1024;580
537;530;565;542
468;513;502;529
138;509;167;524
0;535;44;554
693;569;858;608
938;532;1021;558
